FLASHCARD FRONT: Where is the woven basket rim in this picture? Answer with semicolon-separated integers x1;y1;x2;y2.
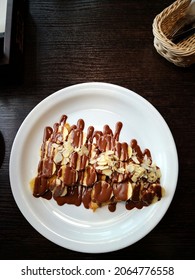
153;0;195;55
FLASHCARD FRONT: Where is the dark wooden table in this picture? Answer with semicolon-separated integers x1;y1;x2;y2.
0;0;195;260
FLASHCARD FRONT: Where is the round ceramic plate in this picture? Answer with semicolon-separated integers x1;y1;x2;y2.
9;82;178;253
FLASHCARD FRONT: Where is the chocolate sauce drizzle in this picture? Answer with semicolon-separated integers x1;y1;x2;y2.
32;115;162;212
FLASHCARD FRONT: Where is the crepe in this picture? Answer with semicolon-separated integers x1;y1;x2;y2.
32;115;163;212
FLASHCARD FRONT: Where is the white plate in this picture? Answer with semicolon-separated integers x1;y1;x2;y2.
9;82;178;253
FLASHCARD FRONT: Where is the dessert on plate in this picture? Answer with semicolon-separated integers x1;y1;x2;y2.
31;115;163;212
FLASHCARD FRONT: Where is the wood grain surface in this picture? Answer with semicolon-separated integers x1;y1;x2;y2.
0;0;195;260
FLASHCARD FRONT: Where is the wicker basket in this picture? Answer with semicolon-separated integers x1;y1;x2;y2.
153;0;195;67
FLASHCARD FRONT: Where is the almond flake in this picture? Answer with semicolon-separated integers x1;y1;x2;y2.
63;127;69;140
128;146;132;158
148;171;157;182
105;150;114;156
102;169;112;176
96;165;110;170
79;145;89;156
117;167;125;174
54;152;63;164
127;182;133;199
132;155;140;164
126;163;135;173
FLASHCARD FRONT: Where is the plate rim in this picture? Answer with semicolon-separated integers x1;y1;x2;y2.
9;82;179;253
